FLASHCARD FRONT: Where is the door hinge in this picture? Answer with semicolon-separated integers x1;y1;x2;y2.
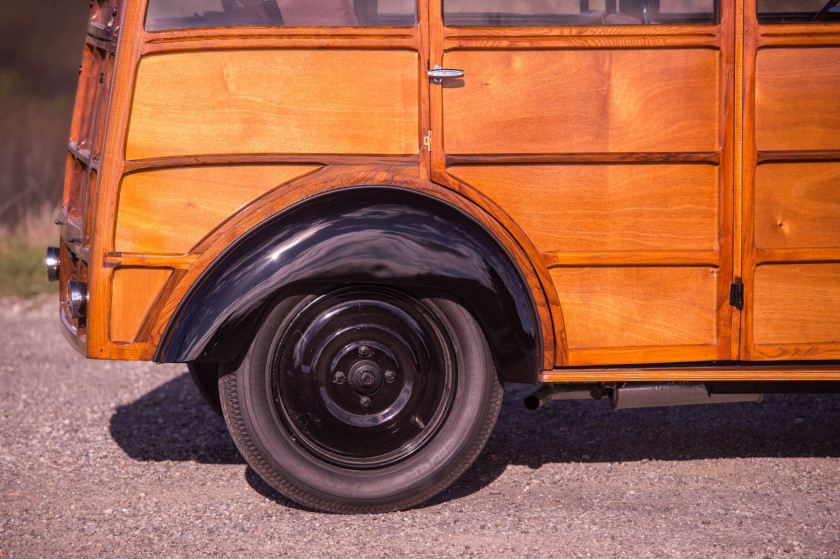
729;277;744;310
423;130;432;152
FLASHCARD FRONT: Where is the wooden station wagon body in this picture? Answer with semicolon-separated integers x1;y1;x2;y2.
51;0;840;512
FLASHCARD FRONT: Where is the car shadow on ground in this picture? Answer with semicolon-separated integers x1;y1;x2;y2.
110;373;840;508
110;370;243;465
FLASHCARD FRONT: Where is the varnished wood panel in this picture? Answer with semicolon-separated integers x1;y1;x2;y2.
753;264;840;345
755;48;840;151
567;345;719;367
115;165;318;254
127;50;420;160
447;152;720;165
123;169;559;365
542;364;840;382
754;163;840;250
449;164;719;252
111;267;171;342
551;267;718;349
442;49;719;154
85;0;145;359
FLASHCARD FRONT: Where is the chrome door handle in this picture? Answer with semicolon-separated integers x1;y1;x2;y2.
428;65;464;84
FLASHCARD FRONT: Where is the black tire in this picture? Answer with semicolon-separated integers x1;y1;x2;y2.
219;287;503;513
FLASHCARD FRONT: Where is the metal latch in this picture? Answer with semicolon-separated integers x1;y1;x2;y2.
428;65;465;85
423;130;432;152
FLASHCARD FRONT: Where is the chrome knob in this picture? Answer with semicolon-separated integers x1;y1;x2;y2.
46;247;60;282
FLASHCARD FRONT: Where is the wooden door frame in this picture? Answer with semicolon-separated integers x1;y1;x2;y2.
426;0;738;367
739;0;840;360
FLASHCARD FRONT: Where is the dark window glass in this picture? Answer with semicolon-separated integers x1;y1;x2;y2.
757;0;840;23
146;0;416;31
443;0;718;26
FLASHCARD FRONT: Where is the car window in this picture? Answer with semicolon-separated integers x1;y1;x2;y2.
443;0;719;26
757;0;840;23
146;0;416;31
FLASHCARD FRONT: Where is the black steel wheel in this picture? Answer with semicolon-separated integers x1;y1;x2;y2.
219;288;503;513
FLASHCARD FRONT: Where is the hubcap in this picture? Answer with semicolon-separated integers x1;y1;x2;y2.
269;289;456;469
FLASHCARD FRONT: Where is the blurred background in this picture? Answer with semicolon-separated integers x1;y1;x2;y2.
0;2;89;297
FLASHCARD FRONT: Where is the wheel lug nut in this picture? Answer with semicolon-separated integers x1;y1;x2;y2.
358;345;372;357
384;370;396;383
359;396;371;408
333;371;346;384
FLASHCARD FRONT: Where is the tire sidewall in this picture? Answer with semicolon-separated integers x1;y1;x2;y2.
222;292;501;511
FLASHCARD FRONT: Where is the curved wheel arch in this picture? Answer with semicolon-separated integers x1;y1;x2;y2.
148;170;565;376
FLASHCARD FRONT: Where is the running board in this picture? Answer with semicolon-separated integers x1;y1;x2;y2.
540;363;840;382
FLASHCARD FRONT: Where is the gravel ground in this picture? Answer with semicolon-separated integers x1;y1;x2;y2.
1;294;838;557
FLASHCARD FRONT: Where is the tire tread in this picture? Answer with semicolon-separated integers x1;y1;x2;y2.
219;297;504;514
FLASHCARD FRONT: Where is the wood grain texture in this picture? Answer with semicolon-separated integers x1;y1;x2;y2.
115;165;318;253
551;267;719;350
755;248;840;265
755;48;840;151
542;364;840;382
104;253;199;269
742;12;840;360
721;0;740;360
757;150;840;164
751;342;840;361
543;250;719;267
110;268;171;342
567;345;719;366
449;164;719;253
85;0;148;359
440;25;723;50
442;49;719;154
757;22;840;47
428;171;566;367
446;152;720;164
123;154;418;173
125;169;559;367
737;0;760;360
69;0;840;377
127;49;420;160
754;163;840;250
753;264;840;345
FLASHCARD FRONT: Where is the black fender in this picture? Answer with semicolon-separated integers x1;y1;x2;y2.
155;187;541;383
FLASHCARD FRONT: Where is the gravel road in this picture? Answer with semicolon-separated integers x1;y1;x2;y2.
1;294;838;557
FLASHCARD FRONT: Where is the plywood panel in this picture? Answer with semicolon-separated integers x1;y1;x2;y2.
450;164;719;252
443;49;719;154
753;264;840;345
127;50;420;160
755;48;840;151
755;163;840;250
551;267;718;348
111;268;171;342
116;165;317;254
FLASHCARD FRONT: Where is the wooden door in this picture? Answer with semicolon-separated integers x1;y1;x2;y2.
740;0;840;360
429;0;737;366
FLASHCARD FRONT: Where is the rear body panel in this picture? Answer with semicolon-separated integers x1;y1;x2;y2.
57;0;840;381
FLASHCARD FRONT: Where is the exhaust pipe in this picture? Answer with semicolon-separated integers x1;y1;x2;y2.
609;382;762;410
524;384;602;410
525;382;762;411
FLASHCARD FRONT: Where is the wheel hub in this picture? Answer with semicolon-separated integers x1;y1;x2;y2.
348;360;384;395
269;289;456;469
